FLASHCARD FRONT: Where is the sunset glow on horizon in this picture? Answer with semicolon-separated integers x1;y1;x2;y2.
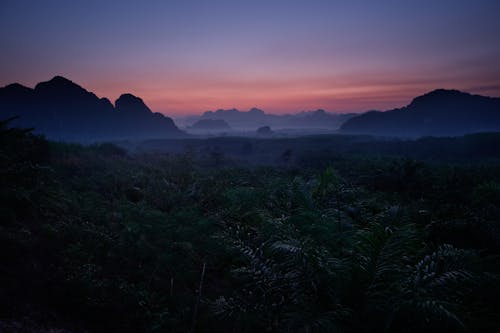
1;0;500;116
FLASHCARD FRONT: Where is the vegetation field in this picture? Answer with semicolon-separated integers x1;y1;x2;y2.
1;121;500;332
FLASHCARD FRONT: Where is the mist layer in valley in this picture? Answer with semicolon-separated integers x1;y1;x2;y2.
175;108;356;137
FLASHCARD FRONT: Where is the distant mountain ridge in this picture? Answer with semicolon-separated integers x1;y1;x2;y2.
0;76;184;141
340;89;500;137
189;119;231;130
4;78;494;140
179;107;356;130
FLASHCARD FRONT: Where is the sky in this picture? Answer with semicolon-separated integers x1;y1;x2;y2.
1;0;500;116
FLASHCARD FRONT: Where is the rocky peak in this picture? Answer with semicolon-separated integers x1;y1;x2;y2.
115;93;152;114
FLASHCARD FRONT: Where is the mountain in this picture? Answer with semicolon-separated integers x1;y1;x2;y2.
179;107;355;130
189;119;231;130
199;108;268;129
340;89;500;137
256;126;273;135
286;109;356;128
0;76;184;141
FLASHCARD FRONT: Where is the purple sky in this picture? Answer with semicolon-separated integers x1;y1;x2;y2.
1;0;499;115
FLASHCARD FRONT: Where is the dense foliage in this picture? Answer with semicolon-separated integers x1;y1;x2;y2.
1;122;499;332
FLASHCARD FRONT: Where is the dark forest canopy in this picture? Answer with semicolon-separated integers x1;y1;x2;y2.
1;120;500;332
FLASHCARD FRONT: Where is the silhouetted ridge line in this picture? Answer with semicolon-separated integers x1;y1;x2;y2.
340;89;500;137
184;107;355;130
189;119;231;130
0;76;184;141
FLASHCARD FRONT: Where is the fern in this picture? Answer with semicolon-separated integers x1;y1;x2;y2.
391;244;482;331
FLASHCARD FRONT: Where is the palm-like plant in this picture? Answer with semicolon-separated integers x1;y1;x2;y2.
390;244;484;332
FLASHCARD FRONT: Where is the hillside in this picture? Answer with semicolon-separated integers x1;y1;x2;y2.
0;76;184;141
340;89;500;137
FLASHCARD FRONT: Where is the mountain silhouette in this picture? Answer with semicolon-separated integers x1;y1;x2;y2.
286;109;356;128
0;76;184;141
256;126;273;135
187;107;354;130
340;89;500;137
189;119;231;130
115;93;154;115
200;108;267;128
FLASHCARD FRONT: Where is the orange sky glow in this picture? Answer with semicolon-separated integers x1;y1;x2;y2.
1;1;499;116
